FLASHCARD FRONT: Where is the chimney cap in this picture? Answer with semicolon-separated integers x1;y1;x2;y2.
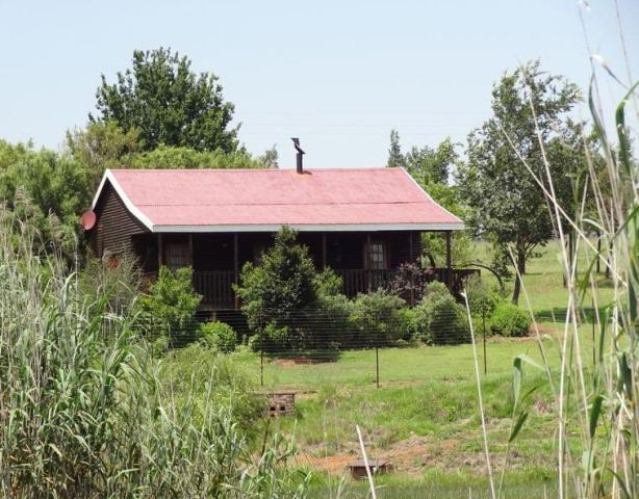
291;137;305;154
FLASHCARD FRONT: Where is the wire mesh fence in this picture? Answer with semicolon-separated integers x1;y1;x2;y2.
115;306;482;388
98;302;605;389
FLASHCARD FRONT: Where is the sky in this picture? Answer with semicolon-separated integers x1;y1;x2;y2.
0;0;637;168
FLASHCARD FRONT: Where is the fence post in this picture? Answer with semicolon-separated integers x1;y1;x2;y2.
259;320;264;387
482;310;487;375
375;345;380;389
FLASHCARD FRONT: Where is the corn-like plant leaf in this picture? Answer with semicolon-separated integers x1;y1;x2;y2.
512;356;523;404
615;81;639;178
588;76;611;159
589;394;604;439
509;412;529;443
618;354;633;401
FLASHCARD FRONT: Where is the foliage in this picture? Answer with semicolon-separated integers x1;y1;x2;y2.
387;129;405;167
78;253;141;315
138;266;201;345
66;120;141;188
0;207;308;497
0;139;91;260
199;321;238;353
349;290;406;347
385;131;471;267
489;302;530;337
458;60;581;303
125;143;266;169
465;274;500;317
390;262;433;304
417;282;470;345
235;227;318;349
92;47;238;152
404;137;456;185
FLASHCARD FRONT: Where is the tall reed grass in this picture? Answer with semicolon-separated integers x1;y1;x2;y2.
470;15;638;497
0;207;309;497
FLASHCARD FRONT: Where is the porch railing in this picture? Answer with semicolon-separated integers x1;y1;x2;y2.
192;270;236;309
336;267;480;298
146;267;479;310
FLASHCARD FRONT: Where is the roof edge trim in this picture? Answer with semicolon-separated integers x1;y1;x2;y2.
152;222;464;233
91;170;155;231
398;167;464;225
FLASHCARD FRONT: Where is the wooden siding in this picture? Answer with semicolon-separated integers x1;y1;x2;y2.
90;181;149;257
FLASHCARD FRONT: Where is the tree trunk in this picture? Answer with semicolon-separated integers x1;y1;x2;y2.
512;246;526;305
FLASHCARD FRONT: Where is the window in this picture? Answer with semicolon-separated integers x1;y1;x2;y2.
368;241;386;270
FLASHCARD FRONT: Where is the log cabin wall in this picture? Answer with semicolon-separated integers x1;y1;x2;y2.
90;181;148;258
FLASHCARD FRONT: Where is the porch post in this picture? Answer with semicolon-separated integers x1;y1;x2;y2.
157;233;163;270
445;231;452;289
233;233;239;309
188;234;193;266
409;231;414;262
366;233;372;292
321;233;327;269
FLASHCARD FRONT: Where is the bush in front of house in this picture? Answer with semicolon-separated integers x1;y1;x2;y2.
417;281;470;345
349;290;406;347
138;266;201;346
490;302;531;337
199;321;238;353
465;274;500;319
235;227;317;350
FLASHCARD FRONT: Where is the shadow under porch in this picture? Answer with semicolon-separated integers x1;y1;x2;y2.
133;230;463;311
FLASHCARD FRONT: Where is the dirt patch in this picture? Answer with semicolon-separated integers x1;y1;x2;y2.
295;433;532;477
271;355;336;367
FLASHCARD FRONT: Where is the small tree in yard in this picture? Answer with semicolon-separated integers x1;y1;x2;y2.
349;291;406;347
458;60;580;303
235;227;317;350
138;266;201;346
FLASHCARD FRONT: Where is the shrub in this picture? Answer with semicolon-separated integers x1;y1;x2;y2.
235;227;317;341
138;266;201;346
312;269;354;349
417;282;470;345
349;290;406;347
490;302;530;337
199;321;238;353
465;274;499;318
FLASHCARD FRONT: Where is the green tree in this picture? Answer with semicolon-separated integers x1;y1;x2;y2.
124;144;266;169
235;227;317;349
458;61;580;303
388;132;471;267
0;140;92;258
92;48;238;152
386;129;405;167
404;137;456;185
66;121;141;188
138;266;201;346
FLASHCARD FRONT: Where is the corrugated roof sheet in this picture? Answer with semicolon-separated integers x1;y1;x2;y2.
93;167;463;232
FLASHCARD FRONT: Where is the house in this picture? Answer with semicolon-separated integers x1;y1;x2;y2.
86;163;465;311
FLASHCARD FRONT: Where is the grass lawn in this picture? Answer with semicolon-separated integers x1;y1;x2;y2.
167;240;610;496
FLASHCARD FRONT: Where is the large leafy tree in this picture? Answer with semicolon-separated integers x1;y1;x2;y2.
458;61;580;303
91;48;238;152
0;140;92;258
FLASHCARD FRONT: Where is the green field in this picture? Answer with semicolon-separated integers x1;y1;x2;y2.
166;240;612;497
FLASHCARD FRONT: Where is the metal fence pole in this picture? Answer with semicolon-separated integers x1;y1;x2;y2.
375;345;380;389
482;310;487;375
260;323;264;387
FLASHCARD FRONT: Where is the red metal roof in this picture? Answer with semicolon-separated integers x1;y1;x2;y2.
93;168;463;232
